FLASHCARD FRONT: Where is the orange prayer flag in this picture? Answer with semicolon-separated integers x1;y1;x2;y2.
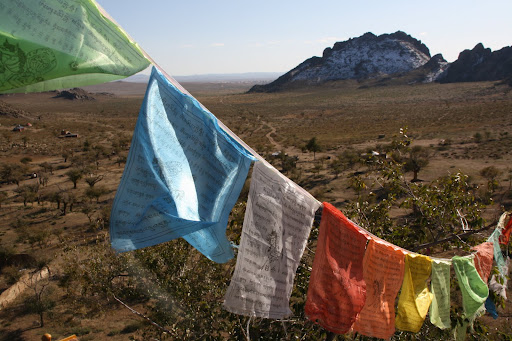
352;239;405;339
305;203;369;334
471;242;494;283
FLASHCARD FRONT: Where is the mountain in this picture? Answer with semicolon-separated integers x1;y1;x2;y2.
249;31;432;92
439;43;512;83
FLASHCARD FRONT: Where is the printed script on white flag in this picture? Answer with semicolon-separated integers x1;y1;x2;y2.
223;161;321;318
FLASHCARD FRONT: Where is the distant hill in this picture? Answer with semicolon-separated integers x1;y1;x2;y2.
250;31;434;92
439;43;512;83
122;72;283;84
249;31;512;92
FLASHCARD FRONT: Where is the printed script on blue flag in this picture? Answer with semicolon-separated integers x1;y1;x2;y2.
110;67;255;263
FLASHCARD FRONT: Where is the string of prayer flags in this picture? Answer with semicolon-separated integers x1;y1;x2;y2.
0;0;150;93
351;239;405;339
110;67;255;263
223;162;321;318
471;242;494;283
395;253;433;332
429;259;452;330
305;203;369;334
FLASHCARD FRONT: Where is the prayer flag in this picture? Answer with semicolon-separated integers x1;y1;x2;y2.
305;203;369;334
452;256;489;341
429;259;451;330
110;67;255;263
452;255;488;319
489;258;509;300
395;253;433;332
352;239;405;339
223;162;321;318
485;296;498;319
489;228;507;276
471;242;494;283
499;213;512;245
0;0;149;93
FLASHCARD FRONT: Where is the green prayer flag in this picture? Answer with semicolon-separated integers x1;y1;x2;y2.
429;259;451;330
0;0;150;93
452;255;488;340
452;255;488;318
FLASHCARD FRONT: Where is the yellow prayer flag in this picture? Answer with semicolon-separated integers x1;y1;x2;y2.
396;253;433;332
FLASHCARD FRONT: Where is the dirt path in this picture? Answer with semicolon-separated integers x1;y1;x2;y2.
263;121;282;151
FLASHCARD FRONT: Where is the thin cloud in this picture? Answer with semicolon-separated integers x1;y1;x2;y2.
419;32;428;36
181;44;194;48
210;43;225;47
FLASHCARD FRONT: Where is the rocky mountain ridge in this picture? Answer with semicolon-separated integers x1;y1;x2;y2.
250;31;511;92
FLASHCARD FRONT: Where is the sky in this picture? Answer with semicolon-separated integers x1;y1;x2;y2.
96;0;512;76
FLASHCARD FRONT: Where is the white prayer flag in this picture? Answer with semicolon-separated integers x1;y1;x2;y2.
223;162;321;318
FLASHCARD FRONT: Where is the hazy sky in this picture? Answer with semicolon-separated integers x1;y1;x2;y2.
96;0;511;76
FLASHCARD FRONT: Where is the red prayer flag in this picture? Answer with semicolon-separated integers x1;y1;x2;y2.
471;242;494;283
305;203;369;334
499;215;512;245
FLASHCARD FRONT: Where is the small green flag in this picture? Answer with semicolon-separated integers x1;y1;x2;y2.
429;259;451;330
0;0;150;93
452;255;488;340
453;255;488;318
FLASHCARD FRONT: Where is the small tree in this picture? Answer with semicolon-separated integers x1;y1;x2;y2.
23;266;54;328
39;162;54;175
16;184;39;207
66;168;83;189
278;152;297;174
85;174;104;188
0;163;27;186
480;166;501;192
49;190;62;209
330;158;343;179
403;145;430;182
81;201;96;223
305;137;322;160
86;186;108;203
62;150;70;163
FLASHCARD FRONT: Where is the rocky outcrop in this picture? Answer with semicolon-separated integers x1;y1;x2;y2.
250;31;431;92
440;44;512;83
54;87;95;100
417;54;450;83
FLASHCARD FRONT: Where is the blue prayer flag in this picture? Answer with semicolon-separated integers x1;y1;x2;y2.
110;67;254;263
485;296;498;319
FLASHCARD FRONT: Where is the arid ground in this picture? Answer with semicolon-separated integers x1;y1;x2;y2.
0;78;511;340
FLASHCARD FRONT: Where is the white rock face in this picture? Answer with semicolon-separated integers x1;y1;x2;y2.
290;34;431;82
